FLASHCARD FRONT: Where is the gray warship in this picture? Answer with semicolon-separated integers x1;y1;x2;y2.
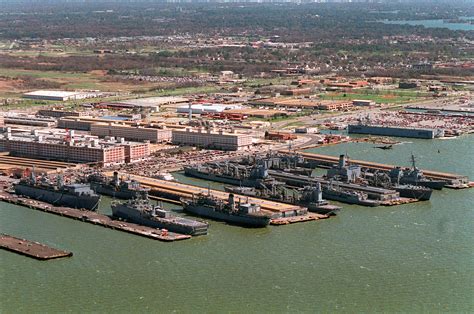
14;170;100;211
225;183;341;215
300;183;342;215
111;194;208;236
328;154;433;201
323;181;380;207
88;171;149;199
389;155;446;190
181;193;272;227
184;161;277;188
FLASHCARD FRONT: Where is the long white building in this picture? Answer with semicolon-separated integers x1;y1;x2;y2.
172;128;252;151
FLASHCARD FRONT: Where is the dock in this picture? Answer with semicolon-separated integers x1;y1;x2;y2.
116;173;308;217
1;234;73;260
0;191;191;242
294;152;470;188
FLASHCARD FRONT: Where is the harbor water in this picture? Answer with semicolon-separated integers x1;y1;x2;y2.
1;135;473;312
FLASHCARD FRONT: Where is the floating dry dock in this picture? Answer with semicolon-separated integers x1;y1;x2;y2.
294;152;470;188
1;234;72;260
0;191;191;242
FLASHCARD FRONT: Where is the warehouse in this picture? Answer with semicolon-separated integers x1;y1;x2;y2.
177;103;242;115
23;90;99;101
172;128;253;151
37;109;84;118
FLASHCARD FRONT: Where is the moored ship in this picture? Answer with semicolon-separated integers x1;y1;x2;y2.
389;155;446;190
88;171;150;199
322;183;380;207
181;193;272;227
111;195;208;236
14;171;100;211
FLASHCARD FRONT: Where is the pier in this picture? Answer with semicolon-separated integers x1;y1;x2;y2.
0;191;191;242
292;151;470;187
118;173;308;217
1;234;73;260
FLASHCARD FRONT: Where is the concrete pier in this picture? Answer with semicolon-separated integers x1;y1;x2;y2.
1;234;73;260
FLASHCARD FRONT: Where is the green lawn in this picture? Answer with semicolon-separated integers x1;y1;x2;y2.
319;89;431;104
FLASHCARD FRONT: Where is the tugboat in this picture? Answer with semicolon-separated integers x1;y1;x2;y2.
111;192;208;236
14;169;100;211
181;193;272;227
389;155;446;190
88;171;149;199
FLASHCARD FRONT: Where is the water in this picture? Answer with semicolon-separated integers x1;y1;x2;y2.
380;19;474;31
1;136;473;312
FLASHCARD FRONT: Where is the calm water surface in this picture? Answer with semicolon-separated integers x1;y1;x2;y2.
1;136;473;312
380;19;474;31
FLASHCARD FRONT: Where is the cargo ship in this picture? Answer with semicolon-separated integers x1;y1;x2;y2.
14;171;100;211
181;193;272;227
88;171;149;199
111;196;208;236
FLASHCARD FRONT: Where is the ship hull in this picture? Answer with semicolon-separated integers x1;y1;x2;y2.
183;205;270;227
394;186;432;201
307;202;341;215
184;167;257;187
91;182;141;199
322;190;380;207
14;184;100;211
111;205;208;236
399;179;445;190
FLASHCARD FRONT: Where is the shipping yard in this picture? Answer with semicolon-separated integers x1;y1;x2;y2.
1;90;473;244
1;1;474;312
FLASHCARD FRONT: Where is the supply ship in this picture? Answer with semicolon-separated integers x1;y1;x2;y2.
88;171;149;199
181;193;272;227
14;170;100;211
111;195;208;236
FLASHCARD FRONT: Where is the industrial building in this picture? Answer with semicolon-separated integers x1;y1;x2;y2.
23;90;100;101
3;115;57;127
352;100;376;107
100;96;188;112
176;103;242;115
348;124;444;139
91;123;172;143
0;129;149;165
37;109;84;118
317;101;353;111
172;128;253;151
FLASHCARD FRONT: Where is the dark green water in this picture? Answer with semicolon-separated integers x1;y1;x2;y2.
1;136;473;312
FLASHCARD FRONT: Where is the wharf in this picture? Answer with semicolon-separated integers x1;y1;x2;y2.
112;173;308;218
292;152;470;188
1;234;73;260
0;191;191;242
